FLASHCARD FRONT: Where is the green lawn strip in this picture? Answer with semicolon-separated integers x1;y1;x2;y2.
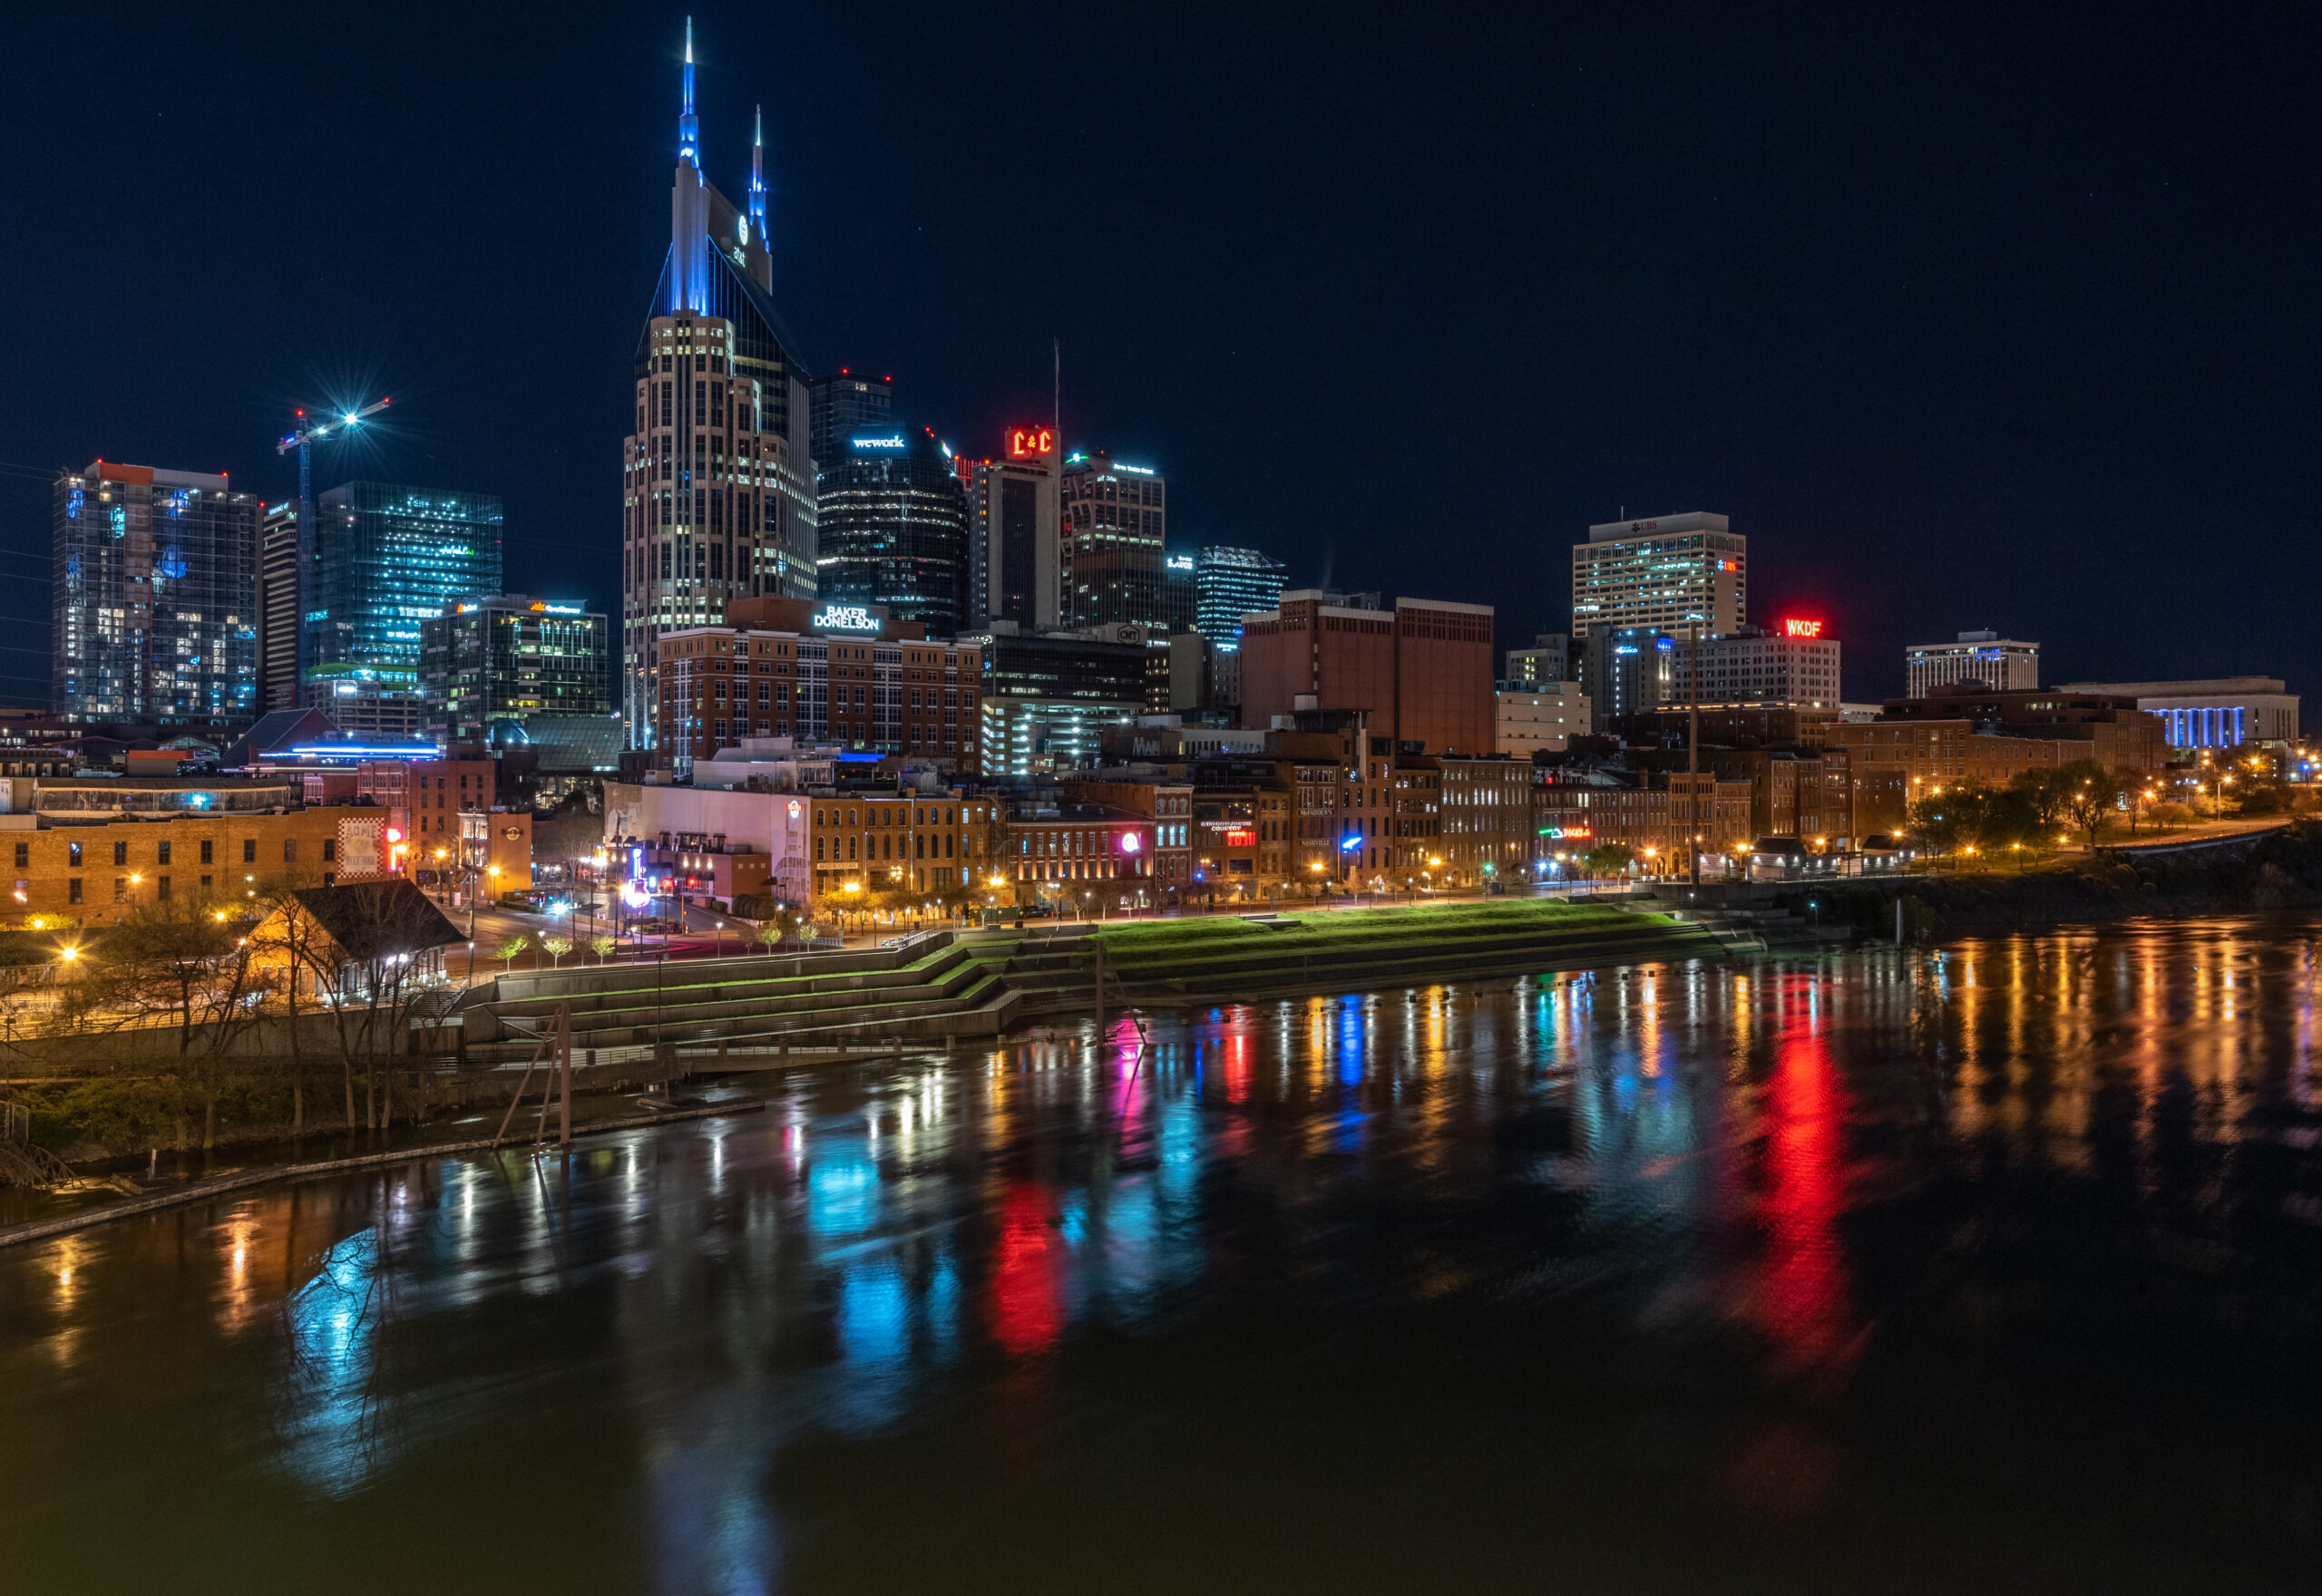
1090;900;1634;957
1102;927;1716;983
1092;906;1668;972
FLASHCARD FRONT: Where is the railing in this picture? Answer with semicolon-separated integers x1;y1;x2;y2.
0;1096;72;1187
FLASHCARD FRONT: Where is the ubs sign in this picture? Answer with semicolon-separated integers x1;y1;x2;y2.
810;605;881;634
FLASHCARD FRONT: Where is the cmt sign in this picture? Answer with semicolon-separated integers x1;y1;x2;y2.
1007;426;1056;459
1783;618;1823;638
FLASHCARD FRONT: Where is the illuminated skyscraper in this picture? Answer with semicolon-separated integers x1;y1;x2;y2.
959;424;1062;630
1192;545;1283;650
1060;450;1166;627
51;461;259;724
808;370;892;471
258;501;299;712
815;424;970;637
621;24;818;748
302;482;502;741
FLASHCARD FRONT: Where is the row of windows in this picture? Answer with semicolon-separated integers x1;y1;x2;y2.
22;836;331;868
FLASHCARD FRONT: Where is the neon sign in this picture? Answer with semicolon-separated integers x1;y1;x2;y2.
1119;832;1142;853
809;605;881;634
1784;618;1823;638
1536;825;1592;839
1007;426;1055;459
1222;827;1255;848
851;433;906;450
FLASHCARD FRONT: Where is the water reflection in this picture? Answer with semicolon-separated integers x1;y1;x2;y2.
10;919;2322;1591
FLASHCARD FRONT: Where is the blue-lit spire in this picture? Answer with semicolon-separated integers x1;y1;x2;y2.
747;104;767;243
678;16;698;166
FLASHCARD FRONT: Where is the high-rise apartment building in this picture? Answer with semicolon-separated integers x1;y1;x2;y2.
419;595;610;745
808;369;892;472
1570;511;1745;640
1060;451;1165;627
1194;545;1285;650
1506;633;1571;686
1906;630;2039;696
620;32;818;749
258;501;300;713
301;482;502;741
959;424;1062;631
53;461;259;724
1239;592;1496;754
815;424;970;637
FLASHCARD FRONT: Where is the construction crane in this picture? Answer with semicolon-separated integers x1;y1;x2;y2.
275;396;389;697
277;395;390;529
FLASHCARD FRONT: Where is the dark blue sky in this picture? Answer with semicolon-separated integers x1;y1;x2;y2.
0;5;2314;706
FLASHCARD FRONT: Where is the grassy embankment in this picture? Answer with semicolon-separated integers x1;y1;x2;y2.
1087;898;1721;993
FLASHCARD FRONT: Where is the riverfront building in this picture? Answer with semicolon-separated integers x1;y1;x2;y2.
0;774;388;929
621;32;819;748
53;461;259;725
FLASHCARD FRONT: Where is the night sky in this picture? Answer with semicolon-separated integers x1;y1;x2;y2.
1;5;2314;709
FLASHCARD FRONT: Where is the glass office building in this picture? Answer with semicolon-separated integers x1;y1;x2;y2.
1193;545;1285;651
53;461;259;724
815;425;971;637
303;482;502;738
420;594;610;744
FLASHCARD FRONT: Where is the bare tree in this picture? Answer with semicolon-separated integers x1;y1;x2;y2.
74;893;268;1152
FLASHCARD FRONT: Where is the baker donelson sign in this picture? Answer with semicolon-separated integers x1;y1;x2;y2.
810;605;880;633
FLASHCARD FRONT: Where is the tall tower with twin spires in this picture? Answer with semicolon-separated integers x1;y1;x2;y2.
620;19;817;750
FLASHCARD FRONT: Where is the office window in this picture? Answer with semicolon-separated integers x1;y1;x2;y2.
67;879;81;905
10;843;22;870
68;842;81;868
243;839;257;863
200;840;213;864
157;840;171;866
112;841;127;867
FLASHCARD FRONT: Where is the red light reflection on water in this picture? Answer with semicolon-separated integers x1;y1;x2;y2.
1221;1032;1253;1105
1756;1029;1853;1367
990;1184;1063;1355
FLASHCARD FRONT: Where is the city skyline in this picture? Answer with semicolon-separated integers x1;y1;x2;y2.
0;9;2314;706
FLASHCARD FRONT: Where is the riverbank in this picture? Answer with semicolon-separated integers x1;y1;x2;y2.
0;1094;769;1248
1799;821;2322;935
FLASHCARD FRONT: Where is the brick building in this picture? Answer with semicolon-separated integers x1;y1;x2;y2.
1239;592;1495;754
655;597;981;774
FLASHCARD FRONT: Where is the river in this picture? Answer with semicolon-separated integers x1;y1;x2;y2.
6;917;2322;1592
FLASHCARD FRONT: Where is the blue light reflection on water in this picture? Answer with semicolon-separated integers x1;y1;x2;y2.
16;924;2322;1591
